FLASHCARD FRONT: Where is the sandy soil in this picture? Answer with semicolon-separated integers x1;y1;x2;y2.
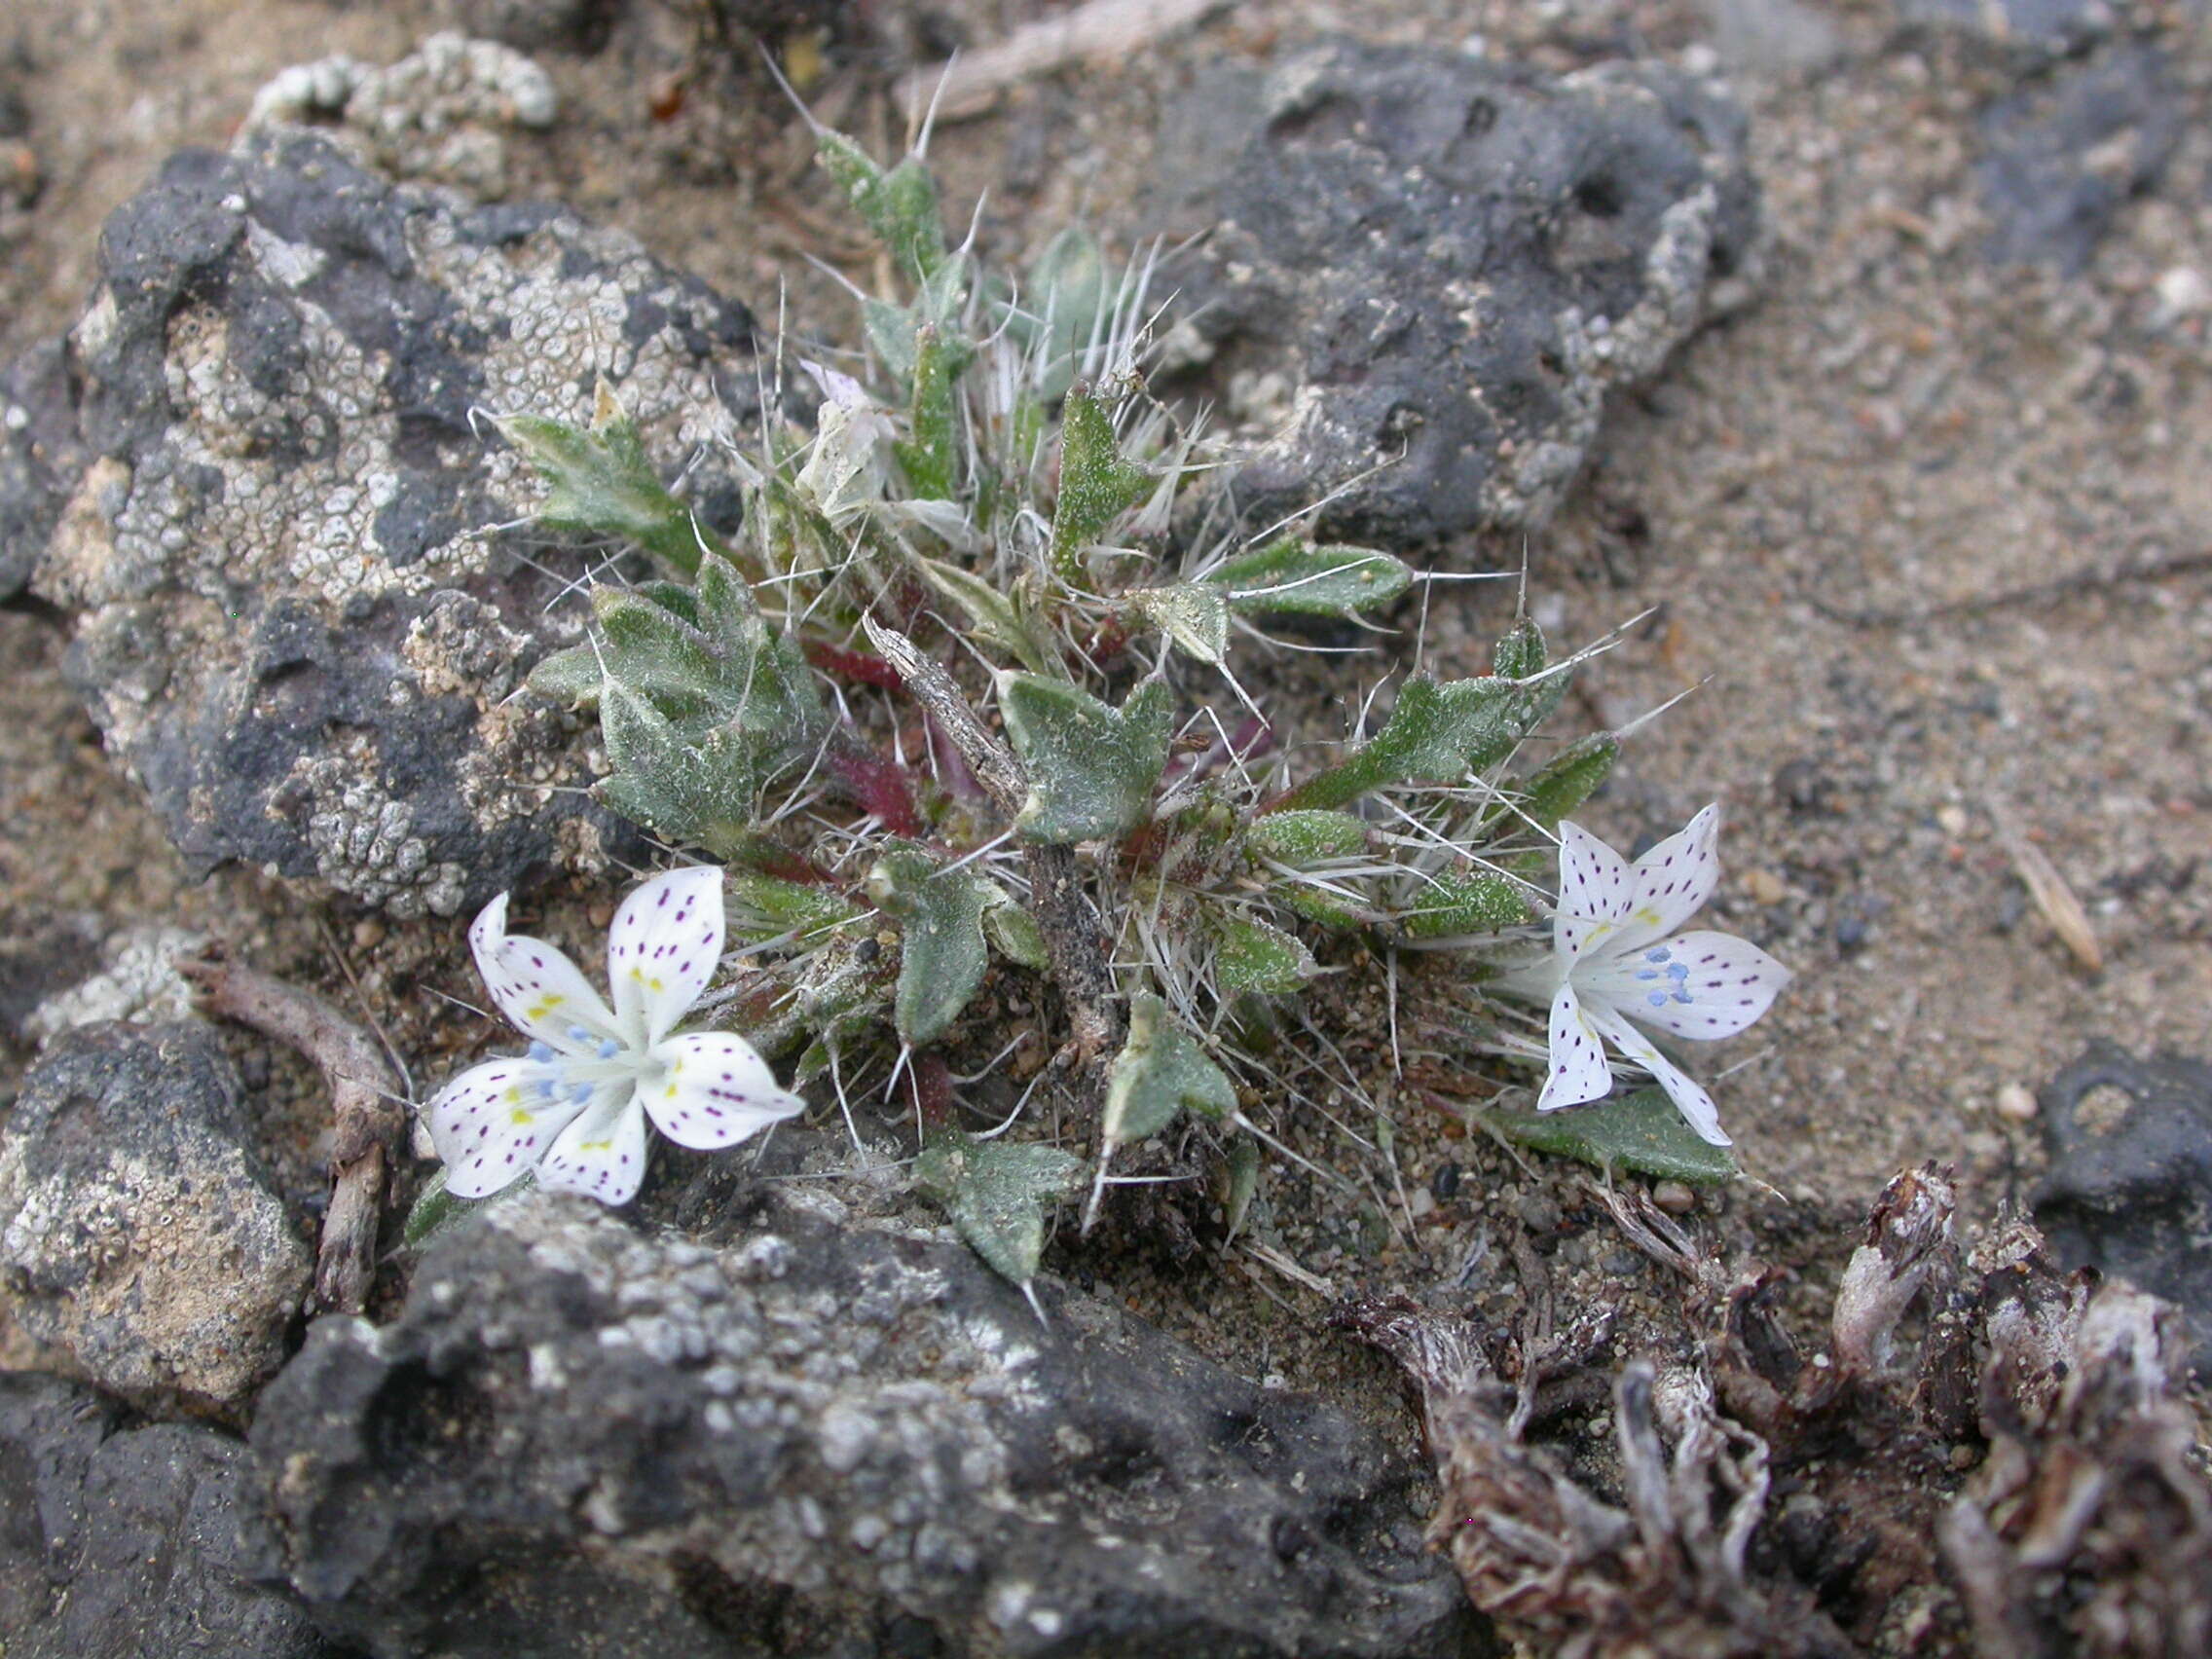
2;0;2207;1478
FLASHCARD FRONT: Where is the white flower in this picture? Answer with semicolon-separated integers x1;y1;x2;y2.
1502;805;1788;1147
425;866;803;1204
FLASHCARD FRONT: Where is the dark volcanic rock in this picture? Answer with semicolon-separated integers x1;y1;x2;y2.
1151;40;1760;549
0;1372;329;1658
1975;42;2182;272
252;1181;1481;1659
15;128;763;915
0;342;89;600
0;1021;310;1411
2034;1041;2212;1378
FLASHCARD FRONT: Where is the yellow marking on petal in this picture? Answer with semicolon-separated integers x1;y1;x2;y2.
1633;906;1662;926
664;1084;679;1098
502;1086;523;1103
523;994;565;1021
581;1139;611;1152
509;1108;534;1124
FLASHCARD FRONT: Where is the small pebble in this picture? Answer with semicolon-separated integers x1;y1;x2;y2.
1834;914;1868;951
1407;1187;1437;1220
586;898;616;929
1936;804;1970;836
1994;1083;2038;1124
1746;868;1787;905
1652;1179;1697;1215
351;916;387;950
1429;1161;1462;1202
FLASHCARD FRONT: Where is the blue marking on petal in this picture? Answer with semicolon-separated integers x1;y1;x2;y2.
1636;969;1659;981
1645;946;1672;964
1666;963;1689;981
1647;991;1670;1008
1672;988;1694;1005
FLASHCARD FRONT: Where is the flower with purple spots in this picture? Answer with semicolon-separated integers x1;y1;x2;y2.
1499;804;1788;1147
424;865;804;1204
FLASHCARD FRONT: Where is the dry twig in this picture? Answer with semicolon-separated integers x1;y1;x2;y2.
895;0;1231;125
178;952;403;1314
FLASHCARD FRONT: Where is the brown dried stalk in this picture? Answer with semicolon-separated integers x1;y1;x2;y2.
178;952;402;1314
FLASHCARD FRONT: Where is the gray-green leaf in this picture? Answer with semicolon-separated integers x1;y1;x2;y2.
1477;1087;1740;1184
913;1132;1083;1289
1203;536;1412;619
1209;910;1317;996
1246;810;1368;865
1128;584;1231;664
866;846;1003;1047
1281;676;1528;812
1000;676;1173;844
1103;993;1238;1149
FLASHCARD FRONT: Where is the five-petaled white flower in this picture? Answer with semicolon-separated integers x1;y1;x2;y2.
1501;805;1788;1147
426;866;803;1204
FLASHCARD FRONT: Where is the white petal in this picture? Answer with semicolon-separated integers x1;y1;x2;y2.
539;1091;649;1205
425;1056;589;1198
1537;982;1614;1112
468;892;620;1052
608;866;725;1047
644;1032;806;1150
1555;821;1635;923
1582;929;1788;1041
1584;1005;1732;1147
1613;803;1722;952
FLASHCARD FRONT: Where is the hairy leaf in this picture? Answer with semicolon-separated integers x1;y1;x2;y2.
1479;1088;1739;1184
818;132;948;285
1280;676;1528;812
1520;732;1620;831
498;383;722;576
725;870;866;943
1000;676;1173;844
1128;583;1231;664
1048;386;1149;586
981;896;1050;970
1103;993;1237;1148
1399;870;1530;940
913;1132;1082;1290
1203;536;1412;619
1210;910;1318;996
1246;810;1368;865
866;846;1002;1047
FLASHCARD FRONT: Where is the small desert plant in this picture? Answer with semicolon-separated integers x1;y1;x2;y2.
462;125;1763;1294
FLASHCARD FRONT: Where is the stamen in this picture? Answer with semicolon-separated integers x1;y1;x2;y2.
528;1041;554;1063
597;1038;621;1059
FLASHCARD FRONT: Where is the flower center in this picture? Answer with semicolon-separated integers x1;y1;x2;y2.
1632;946;1695;1009
527;1028;655;1106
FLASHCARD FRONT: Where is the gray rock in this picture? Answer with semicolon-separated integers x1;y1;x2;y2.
1150;41;1760;549
252;1180;1481;1658
0;1021;311;1412
0;342;89;601
1895;0;2116;64
2034;1041;2212;1379
447;0;622;55
17;128;764;916
0;1372;329;1658
1975;42;2182;272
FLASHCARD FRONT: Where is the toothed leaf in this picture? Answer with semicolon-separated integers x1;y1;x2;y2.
499;387;720;576
1049;386;1149;586
1103;994;1237;1148
914;1132;1082;1290
1000;676;1173;844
